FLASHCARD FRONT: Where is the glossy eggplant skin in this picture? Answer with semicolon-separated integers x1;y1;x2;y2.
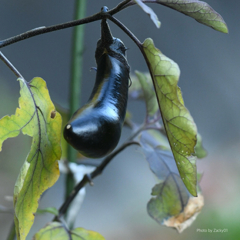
64;20;130;158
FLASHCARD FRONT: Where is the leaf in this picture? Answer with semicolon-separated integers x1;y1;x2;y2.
156;0;228;33
163;193;204;232
0;77;62;240
140;141;189;222
142;38;197;196
33;222;105;240
193;133;207;159
128;73;145;100
148;175;189;222
134;0;161;28
135;71;159;118
140;131;203;231
55;103;69;160
37;207;59;216
71;227;105;240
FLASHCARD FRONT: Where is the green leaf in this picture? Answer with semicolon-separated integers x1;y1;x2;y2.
55;103;69;160
193;133;207;159
148;174;189;222
34;222;105;240
142;38;197;196
135;71;159;118
129;73;146;100
140;130;203;231
54;104;86;160
71;228;105;240
140;141;189;223
134;0;161;28
128;73;146;100
156;0;228;33
37;207;59;216
0;77;62;240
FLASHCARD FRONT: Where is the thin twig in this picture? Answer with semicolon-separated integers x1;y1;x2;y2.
0;0;132;49
109;0;133;15
55;122;150;220
115;0;163;10
0;51;23;78
91;141;139;179
107;15;142;48
54;140;139;220
0;13;101;49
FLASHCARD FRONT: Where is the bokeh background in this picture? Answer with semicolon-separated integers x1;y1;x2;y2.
0;1;240;239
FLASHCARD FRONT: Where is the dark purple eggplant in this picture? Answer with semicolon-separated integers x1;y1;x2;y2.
63;19;130;158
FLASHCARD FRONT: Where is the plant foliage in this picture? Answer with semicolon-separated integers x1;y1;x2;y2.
143;38;198;196
0;77;62;240
0;0;228;239
33;222;104;240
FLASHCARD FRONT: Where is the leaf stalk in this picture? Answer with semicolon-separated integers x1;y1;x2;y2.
0;51;23;79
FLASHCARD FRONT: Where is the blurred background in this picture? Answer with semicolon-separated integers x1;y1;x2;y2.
0;0;239;239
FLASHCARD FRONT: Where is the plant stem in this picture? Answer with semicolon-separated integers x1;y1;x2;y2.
55;108;150;221
0;0;132;49
6;221;16;240
0;51;23;79
65;0;87;209
70;0;87;117
108;15;142;47
0;13;100;49
55;140;139;220
109;0;132;15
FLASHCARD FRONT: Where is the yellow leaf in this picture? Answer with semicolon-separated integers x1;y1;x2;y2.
34;222;105;240
143;38;197;196
0;77;62;240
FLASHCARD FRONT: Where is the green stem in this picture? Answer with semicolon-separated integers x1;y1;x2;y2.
65;0;87;210
6;221;16;240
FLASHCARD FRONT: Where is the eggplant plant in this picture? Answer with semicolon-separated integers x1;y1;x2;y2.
0;1;227;239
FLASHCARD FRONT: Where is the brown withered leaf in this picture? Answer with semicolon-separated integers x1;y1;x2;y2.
163;193;204;232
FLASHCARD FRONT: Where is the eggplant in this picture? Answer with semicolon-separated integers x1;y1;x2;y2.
63;19;130;158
